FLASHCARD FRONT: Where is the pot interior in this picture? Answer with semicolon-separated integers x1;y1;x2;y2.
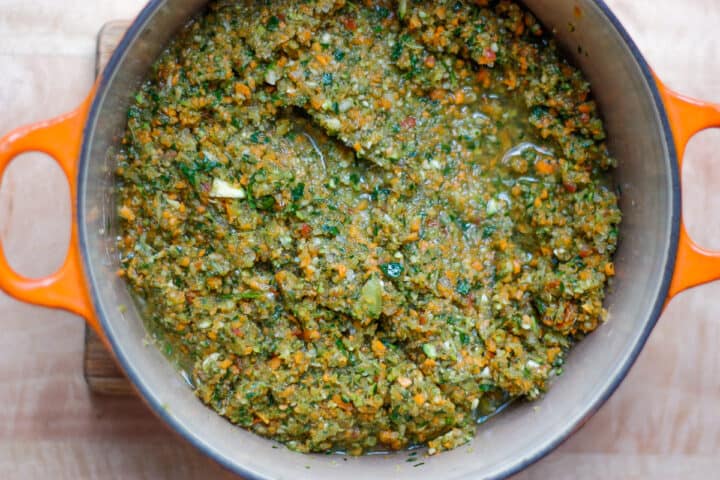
79;1;677;478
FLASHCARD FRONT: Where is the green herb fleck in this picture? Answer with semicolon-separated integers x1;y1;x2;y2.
380;262;403;279
456;279;471;296
266;16;280;32
291;183;305;201
322;224;340;237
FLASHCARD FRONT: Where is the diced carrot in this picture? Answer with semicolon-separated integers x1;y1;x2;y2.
604;262;615;276
429;89;446;101
303;330;321;342
535;159;555;175
119;206;135;221
234;83;251;98
371;338;387;357
310;95;325;110
332;394;354;412
333;263;348;280
578;102;593;114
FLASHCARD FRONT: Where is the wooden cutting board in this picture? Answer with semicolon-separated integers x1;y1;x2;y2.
82;21;133;396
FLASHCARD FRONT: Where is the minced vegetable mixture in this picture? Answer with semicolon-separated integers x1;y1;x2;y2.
116;0;621;456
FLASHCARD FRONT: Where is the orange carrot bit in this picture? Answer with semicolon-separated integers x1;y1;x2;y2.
118;205;136;221
371;338;387;357
315;54;330;66
302;329;321;342
332;394;354;412
535;159;555;175
604;262;615;276
578;102;593;114
429;88;446;101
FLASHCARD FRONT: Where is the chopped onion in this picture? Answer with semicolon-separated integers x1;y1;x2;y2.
209;178;245;199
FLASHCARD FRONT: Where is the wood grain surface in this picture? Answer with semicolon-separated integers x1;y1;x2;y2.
2;1;720;479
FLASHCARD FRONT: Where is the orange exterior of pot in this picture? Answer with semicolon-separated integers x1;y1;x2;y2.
0;90;103;342
656;77;720;299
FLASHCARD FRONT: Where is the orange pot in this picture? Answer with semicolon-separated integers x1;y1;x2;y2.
1;1;719;479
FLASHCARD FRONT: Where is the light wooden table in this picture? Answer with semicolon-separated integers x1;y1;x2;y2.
1;1;719;479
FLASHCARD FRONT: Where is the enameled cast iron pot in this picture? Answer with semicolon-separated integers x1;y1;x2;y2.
2;1;720;478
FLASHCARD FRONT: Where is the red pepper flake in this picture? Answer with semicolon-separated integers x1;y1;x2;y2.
299;223;313;238
400;116;417;129
563;182;577;193
342;16;357;31
573;6;583;18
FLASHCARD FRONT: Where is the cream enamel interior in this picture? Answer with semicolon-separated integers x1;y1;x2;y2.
79;1;677;478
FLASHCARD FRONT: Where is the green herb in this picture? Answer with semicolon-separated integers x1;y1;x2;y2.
256;195;276;211
380;262;403;279
335;338;348;354
533;298;547;315
374;5;390;19
521;148;538;161
266;16;280;32
391;41;404;62
178;163;197;186
482;225;496;239
291;182;305;201
321;224;340;236
238;291;263;300
456;279;471;295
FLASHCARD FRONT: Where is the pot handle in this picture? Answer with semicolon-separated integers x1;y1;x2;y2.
0;94;99;332
656;78;720;298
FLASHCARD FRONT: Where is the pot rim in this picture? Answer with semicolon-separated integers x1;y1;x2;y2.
77;1;681;478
